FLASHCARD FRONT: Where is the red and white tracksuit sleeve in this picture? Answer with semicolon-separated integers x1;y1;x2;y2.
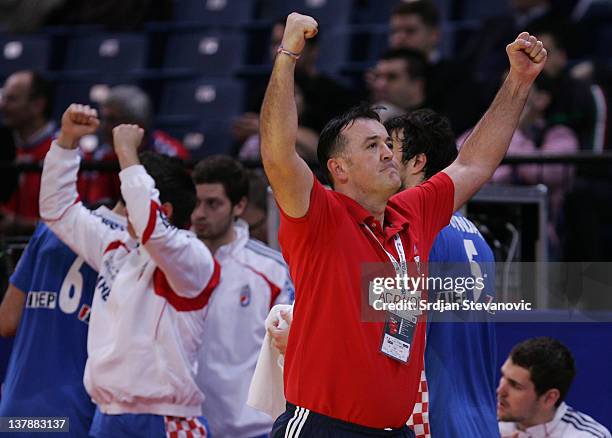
39;142;122;271
119;164;218;298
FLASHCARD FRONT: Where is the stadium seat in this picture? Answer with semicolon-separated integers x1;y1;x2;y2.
52;78;137;120
0;35;52;77
173;0;257;27
270;0;353;30
460;0;510;22
164;122;234;158
63;33;149;76
163;32;245;76
157;77;244;125
366;27;389;62
316;28;352;74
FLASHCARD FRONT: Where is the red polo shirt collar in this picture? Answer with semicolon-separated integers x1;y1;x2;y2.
335;191;409;242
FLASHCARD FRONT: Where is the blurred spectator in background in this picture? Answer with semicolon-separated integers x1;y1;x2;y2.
78;85;188;207
0;127;18;205
0;70;55;235
240;170;270;244
461;0;565;100
530;24;604;151
233;19;358;158
388;0;485;134
371;48;429;122
238;84;318;162
459;75;579;257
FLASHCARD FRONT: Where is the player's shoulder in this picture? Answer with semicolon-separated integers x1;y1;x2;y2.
32;221;51;239
244;239;289;273
245;239;287;264
91;206;127;231
561;406;611;438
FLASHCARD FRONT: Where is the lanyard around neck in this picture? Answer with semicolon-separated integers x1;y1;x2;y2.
363;225;407;279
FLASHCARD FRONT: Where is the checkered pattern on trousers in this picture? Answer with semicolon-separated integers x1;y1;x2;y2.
164;416;208;438
406;370;430;438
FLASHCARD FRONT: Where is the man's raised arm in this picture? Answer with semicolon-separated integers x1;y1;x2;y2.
443;32;548;211
260;13;317;218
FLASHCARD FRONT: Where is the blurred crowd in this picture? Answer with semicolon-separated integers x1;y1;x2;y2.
0;0;611;262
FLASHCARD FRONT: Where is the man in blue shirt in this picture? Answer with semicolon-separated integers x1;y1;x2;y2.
0;206;125;437
386;109;498;437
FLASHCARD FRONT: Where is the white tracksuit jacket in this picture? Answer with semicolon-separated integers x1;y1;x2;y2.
195;221;293;437
39;142;220;417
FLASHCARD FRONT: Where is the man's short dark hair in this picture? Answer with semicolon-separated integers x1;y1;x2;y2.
385;109;457;179
510;337;576;407
391;0;440;28
246;170;268;213
317;102;381;186
28;71;53;120
379;48;429;82
192;155;249;205
139;151;196;229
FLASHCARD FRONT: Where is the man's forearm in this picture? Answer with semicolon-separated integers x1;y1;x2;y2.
458;73;532;175
260;55;299;165
115;146;140;170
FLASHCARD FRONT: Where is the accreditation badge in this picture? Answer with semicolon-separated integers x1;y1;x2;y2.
380;312;417;364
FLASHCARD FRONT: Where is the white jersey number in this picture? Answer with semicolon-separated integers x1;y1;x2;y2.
463;239;484;303
59;257;85;314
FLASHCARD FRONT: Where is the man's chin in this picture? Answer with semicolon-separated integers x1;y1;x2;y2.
387;175;402;193
497;405;514;422
193;227;210;239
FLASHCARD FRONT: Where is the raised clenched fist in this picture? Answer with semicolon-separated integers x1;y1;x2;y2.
57;104;100;149
112;124;145;153
280;13;318;56
506;32;547;83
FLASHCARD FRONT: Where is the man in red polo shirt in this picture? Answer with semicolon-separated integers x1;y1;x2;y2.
260;12;547;437
0;71;55;235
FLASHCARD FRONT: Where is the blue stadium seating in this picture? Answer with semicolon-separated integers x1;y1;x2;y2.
366;27;389;62
163;32;245;76
316;27;352;74
52;78;137;119
173;0;257;27
270;0;353;30
460;0;510;22
164;122;234;158
0;35;52;77
158;77;244;125
63;33;149;76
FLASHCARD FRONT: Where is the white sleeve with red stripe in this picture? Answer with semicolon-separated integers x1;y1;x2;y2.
119;164;218;299
39;142;124;272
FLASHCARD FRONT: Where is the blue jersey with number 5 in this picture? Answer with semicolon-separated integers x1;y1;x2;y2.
0;223;101;437
425;212;498;437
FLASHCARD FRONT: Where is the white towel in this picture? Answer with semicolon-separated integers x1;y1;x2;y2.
247;304;293;419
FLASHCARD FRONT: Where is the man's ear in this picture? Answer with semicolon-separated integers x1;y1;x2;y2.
410;152;427;175
161;202;173;221
328;157;348;185
541;388;561;409
233;196;248;218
